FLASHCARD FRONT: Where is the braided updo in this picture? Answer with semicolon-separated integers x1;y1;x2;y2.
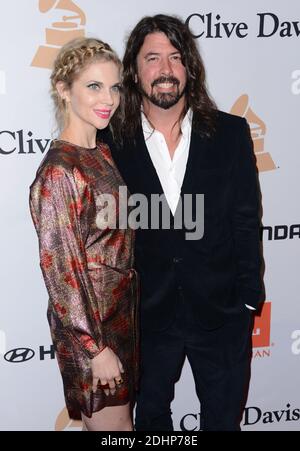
50;37;123;135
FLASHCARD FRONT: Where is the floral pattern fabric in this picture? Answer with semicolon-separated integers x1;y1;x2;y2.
30;140;139;419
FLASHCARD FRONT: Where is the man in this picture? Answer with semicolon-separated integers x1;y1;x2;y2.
108;14;262;431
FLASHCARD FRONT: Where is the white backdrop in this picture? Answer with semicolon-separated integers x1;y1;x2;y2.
0;0;299;431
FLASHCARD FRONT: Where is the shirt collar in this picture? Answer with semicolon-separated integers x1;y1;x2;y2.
141;108;193;138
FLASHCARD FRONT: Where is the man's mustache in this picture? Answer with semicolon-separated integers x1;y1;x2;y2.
151;76;179;87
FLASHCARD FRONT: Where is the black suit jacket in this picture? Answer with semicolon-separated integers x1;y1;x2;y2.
106;111;262;331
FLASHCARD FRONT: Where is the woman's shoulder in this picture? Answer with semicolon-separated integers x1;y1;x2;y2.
30;141;82;195
37;140;82;178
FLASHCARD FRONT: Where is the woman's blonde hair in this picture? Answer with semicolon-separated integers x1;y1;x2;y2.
50;37;123;136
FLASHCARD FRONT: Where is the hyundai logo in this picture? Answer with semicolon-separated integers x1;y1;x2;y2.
4;348;35;363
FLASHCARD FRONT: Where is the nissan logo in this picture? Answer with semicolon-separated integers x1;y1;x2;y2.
4;348;35;363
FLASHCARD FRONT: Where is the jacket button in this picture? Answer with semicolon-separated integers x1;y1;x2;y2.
173;257;183;263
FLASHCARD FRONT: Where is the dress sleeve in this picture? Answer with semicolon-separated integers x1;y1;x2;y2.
29;165;105;359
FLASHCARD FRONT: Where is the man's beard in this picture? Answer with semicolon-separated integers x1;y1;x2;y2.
138;76;186;110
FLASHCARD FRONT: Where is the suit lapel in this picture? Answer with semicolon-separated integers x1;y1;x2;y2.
134;128;164;196
135;123;211;212
181;127;211;196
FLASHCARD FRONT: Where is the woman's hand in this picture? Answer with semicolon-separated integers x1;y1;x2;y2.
91;347;124;396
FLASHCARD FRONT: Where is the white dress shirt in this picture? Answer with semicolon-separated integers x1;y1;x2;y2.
141;109;192;215
141;109;255;312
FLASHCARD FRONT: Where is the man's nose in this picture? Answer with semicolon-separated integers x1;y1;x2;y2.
160;58;173;77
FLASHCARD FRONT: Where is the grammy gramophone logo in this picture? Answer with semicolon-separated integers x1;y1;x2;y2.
230;94;276;172
31;0;86;69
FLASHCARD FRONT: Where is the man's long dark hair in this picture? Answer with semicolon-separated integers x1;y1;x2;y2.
122;14;217;139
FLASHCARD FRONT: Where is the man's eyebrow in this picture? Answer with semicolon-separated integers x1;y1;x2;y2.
144;51;181;58
144;52;160;58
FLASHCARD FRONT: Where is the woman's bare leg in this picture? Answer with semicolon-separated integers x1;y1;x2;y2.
81;402;132;431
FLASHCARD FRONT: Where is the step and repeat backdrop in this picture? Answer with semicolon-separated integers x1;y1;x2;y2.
0;0;299;431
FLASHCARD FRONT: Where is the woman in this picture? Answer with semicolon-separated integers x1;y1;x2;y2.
29;38;138;431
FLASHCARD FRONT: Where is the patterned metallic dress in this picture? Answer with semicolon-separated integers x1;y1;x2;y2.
29;139;139;420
